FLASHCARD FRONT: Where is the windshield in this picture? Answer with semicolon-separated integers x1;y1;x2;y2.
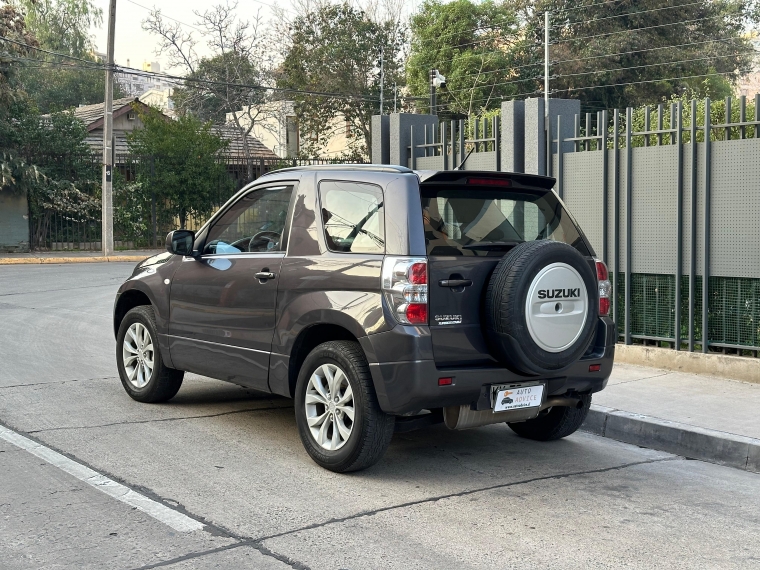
420;185;590;257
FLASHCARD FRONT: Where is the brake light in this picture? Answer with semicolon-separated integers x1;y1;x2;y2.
467;177;511;187
381;257;428;325
595;259;611;316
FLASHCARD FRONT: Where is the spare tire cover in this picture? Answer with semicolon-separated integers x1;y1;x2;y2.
485;240;598;375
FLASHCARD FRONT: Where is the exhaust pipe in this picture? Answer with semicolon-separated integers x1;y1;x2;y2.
443;396;582;430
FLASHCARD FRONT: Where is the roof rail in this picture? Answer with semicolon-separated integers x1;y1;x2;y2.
259;164;413;177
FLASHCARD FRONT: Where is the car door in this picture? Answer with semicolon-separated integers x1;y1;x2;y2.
168;183;295;391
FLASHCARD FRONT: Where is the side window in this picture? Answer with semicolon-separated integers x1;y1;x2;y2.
204;185;294;254
319;180;385;254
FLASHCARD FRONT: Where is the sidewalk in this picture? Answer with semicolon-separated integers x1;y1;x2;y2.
584;362;760;472
0;249;163;264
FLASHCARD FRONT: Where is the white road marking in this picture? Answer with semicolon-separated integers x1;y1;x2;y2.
0;424;204;533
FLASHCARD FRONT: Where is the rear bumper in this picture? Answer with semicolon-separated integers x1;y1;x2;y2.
364;317;617;415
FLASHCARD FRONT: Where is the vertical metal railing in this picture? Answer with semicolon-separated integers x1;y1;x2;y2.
554;96;760;355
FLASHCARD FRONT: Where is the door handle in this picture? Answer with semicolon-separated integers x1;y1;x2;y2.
255;272;275;280
439;279;472;288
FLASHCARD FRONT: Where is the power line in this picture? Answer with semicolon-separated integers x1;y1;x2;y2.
1;37;383;103
560;0;640;14
552;52;750;81
558;69;750;95
124;0;204;32
0;35;105;66
552;14;735;45
115;64;379;102
552;36;749;65
444;73;543;95
550;0;707;29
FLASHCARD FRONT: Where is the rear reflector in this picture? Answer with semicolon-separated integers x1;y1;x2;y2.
405;303;428;325
438;377;453;386
589;364;601;372
467;177;511;187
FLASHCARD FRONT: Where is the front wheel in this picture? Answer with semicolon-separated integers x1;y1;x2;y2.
294;341;395;472
508;394;591;441
116;305;184;403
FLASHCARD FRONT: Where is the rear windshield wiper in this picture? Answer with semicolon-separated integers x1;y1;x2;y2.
462;241;523;250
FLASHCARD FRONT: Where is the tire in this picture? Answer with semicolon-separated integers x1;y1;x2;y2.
294;341;395;473
485;240;598;375
508;394;592;441
116;305;184;403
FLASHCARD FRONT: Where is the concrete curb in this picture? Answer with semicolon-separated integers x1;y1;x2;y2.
0;256;148;265
615;344;760;384
582;404;760;473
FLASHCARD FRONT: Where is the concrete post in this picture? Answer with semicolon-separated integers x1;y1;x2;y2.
523;98;580;175
371;115;390;164
501;100;525;172
388;113;438;168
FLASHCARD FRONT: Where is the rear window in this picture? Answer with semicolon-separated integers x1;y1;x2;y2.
319;180;385;254
420;185;590;257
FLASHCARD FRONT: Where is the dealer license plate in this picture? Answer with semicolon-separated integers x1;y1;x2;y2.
492;384;545;413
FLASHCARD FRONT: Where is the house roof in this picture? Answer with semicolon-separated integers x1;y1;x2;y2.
50;97;278;160
211;124;278;159
69;97;143;130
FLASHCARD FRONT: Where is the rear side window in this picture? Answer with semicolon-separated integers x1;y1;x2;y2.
319;180;385;254
420;186;590;257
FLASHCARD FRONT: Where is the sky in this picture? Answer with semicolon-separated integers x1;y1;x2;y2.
89;0;419;74
89;0;287;73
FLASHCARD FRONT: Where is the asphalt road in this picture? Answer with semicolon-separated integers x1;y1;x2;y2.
1;263;760;569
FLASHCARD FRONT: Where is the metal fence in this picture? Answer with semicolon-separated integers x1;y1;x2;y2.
27;154;368;251
554;96;760;355
409;116;501;171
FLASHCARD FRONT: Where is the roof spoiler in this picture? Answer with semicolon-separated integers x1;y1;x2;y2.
417;170;556;190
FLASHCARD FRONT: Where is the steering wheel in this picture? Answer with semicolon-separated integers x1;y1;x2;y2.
247;231;281;252
229;236;253;252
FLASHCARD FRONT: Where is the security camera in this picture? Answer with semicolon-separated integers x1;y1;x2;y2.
432;69;447;89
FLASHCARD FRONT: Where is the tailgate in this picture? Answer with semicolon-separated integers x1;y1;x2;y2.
420;174;592;369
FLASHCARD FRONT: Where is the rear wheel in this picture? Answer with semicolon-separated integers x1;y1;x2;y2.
294;341;395;472
507;394;591;441
116;306;184;403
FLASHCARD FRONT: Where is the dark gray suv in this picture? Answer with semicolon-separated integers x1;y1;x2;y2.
113;166;616;472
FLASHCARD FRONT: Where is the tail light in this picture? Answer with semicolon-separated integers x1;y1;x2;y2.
381;257;428;325
595;259;611;316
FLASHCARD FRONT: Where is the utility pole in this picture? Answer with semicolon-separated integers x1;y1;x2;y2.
393;82;397;113
544;10;551;176
102;0;116;256
379;47;384;115
430;69;436;115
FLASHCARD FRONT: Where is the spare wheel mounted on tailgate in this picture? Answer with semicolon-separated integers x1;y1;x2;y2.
485;240;598;375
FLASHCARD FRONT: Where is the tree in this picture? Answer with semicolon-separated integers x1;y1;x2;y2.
276;1;405;157
127;107;231;228
12;0;126;112
518;0;757;110
406;0;532;117
1;1;41;192
144;1;272;180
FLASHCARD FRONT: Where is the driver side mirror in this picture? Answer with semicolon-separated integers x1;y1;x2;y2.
166;230;196;256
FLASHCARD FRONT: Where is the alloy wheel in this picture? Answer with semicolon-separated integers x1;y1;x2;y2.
122;322;154;389
304;363;355;451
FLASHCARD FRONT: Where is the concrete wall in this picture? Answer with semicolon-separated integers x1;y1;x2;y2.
0;191;30;253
